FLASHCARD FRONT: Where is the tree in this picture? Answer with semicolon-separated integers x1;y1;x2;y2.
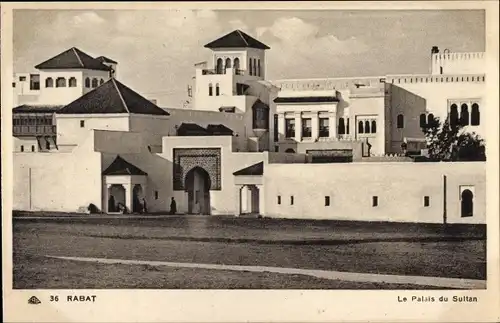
422;116;486;161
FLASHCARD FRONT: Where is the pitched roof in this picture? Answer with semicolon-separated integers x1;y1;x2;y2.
274;96;339;104
233;162;264;176
176;123;210;136
206;124;234;135
35;47;111;71
204;30;270;50
103;155;148;176
96;56;118;64
13;105;63;113
57;78;170;116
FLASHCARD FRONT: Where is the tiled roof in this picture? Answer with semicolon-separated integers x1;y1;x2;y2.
96;56;118;64
206;124;234;135
204;30;270;50
35;47;111;71
103;155;148;176
233;162;264;176
273;96;339;103
13;105;63;113
176;123;210;136
57;78;170;116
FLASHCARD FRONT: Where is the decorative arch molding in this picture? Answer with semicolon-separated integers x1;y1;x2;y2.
173;148;221;191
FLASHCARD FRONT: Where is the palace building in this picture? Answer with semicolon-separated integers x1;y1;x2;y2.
12;30;486;223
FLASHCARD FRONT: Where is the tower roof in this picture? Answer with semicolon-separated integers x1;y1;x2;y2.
35;47;111;71
204;30;270;50
103;155;148;176
57;78;170;116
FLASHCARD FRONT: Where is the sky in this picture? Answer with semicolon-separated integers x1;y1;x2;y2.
14;9;485;108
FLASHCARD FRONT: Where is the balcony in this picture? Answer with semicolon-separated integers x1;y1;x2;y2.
202;68;246;76
13;125;56;137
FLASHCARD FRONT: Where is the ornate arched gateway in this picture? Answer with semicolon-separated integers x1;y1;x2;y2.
173;148;222;215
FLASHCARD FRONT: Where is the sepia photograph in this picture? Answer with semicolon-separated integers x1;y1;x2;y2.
2;2;499;322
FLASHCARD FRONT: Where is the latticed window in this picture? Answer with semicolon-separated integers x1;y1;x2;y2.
319;118;329;137
285;119;295;138
302;118;312;138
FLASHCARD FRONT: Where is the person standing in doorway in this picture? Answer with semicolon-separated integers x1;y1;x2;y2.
170;197;177;215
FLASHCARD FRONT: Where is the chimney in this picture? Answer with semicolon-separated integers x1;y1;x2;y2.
431;46;439;54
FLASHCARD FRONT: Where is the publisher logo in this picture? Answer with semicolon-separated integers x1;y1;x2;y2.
28;296;41;305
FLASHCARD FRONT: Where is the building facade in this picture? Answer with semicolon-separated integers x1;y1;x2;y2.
12;30;486;224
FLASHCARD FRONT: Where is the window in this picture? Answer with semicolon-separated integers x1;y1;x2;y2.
449;104;459;126
100;79;104;85
397;114;404;128
19;76;27;81
319;118;329;137
302;118;312;138
325;196;330;206
274;146;279;152
30;74;40;90
253;59;257;76
234;58;240;70
80;120;85;128
371;120;377;133
346;118;350;134
208;83;213;96
419;113;427;128
427;113;435;125
215;83;220;96
461;189;473;217
358;120;364;134
12;82;16;88
290;196;294;205
424;196;430;207
225;58;232;69
257;59;261;77
460;104;469;126
249;58;253;76
273;114;279;142
155;191;159;200
31;145;35;152
85;77;90;88
91;78;98;88
338;118;345;135
56;77;66;88
253;104;269;130
372;196;378;207
20;145;24;152
285;119;295;138
45;77;54;88
277;196;281;205
69;77;77;87
216;58;223;74
471;103;480;126
364;120;371;133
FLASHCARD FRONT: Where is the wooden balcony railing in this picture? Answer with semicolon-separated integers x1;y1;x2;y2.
13;125;56;137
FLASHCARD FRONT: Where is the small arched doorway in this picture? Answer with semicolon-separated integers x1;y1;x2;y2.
285;148;295;153
461;189;474;217
185;167;212;215
132;184;144;213
108;184;126;213
240;185;260;214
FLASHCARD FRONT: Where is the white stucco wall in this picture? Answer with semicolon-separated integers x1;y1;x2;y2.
263;162;486;224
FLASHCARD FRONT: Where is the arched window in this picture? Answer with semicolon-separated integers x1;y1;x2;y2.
208;83;213;96
427;113;435;125
225;58;231;70
338;118;345;135
85;77;90;88
216;58;223;74
371;120;377;133
460;103;469;126
215;83;220;96
471;103;480;126
45;77;54;88
249;58;253;76
91;78;98;88
419;113;427;128
364;120;370;133
56;77;66;88
234;57;240;70
358;121;364;134
100;79;104;85
461;189;474;217
69;77;77;87
397;114;404;129
257;59;261;76
449;104;459;126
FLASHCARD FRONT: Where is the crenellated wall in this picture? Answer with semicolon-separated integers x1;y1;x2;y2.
431;52;485;75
